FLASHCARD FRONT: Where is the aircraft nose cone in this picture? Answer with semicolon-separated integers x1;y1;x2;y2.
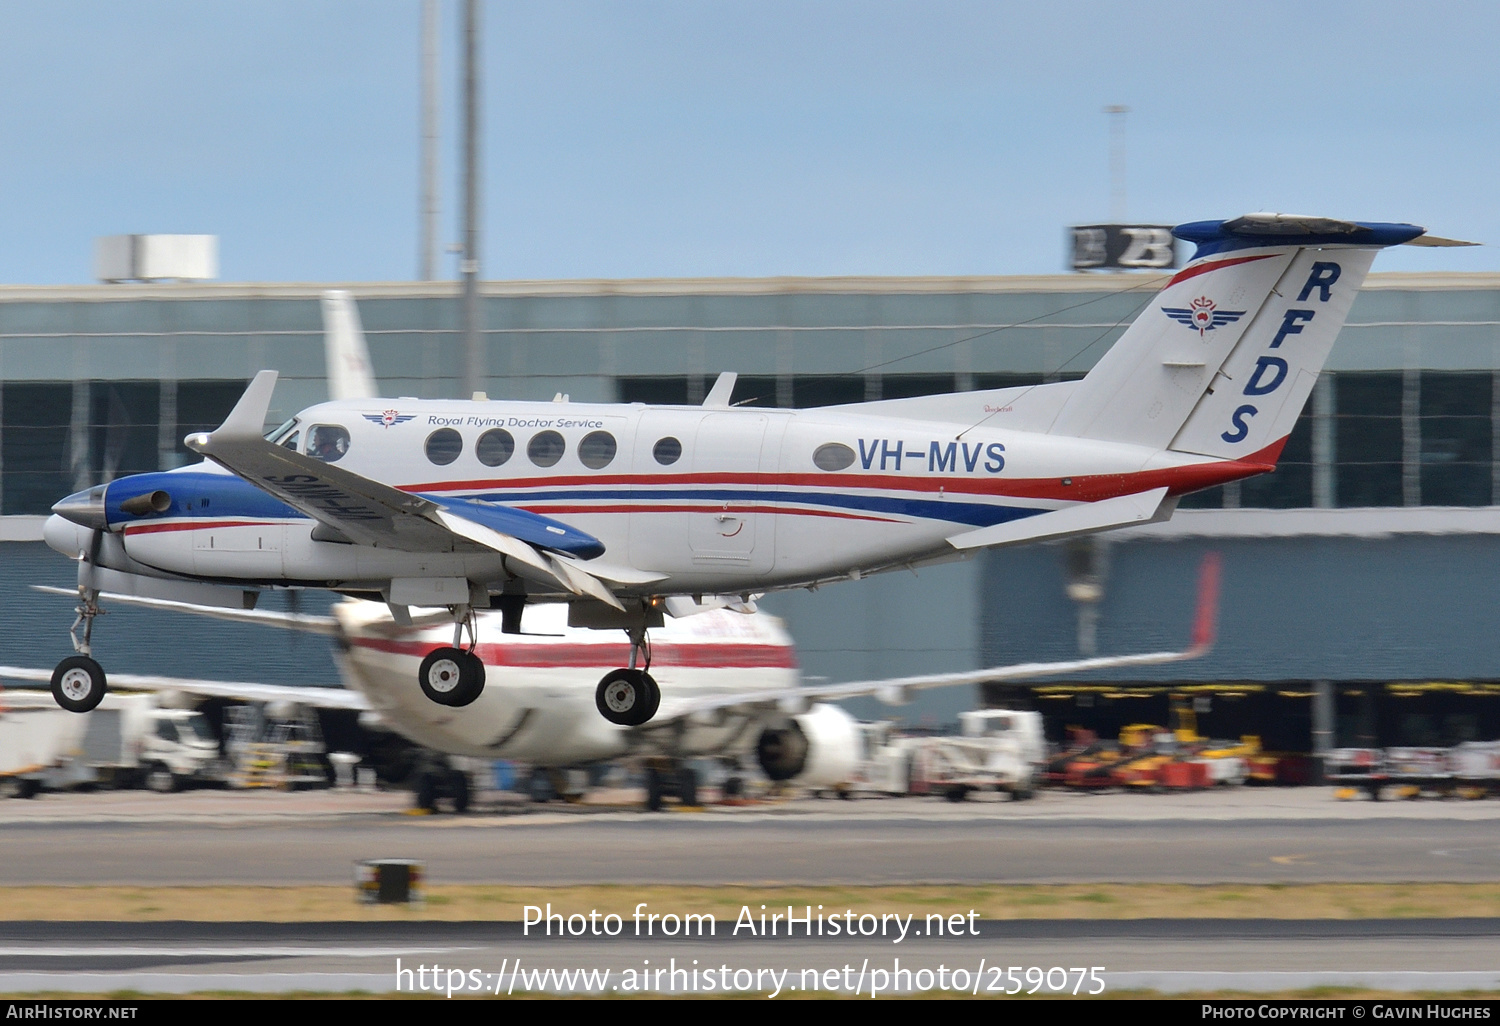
51;485;108;531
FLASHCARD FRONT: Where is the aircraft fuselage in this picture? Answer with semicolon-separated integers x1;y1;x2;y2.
46;392;1251;597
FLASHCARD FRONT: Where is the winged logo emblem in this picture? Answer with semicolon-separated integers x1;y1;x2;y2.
1162;296;1245;337
363;410;416;428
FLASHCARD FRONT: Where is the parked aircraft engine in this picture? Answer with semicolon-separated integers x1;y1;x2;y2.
754;703;860;788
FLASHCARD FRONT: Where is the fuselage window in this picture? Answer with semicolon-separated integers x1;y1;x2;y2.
425;428;463;466
307;425;351;463
578;430;617;470
476;428;515;467
653;436;682;466
527;430;566;468
813;442;856;471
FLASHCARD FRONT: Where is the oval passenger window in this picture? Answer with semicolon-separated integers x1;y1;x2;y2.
476;428;515;467
425;428;463;466
527;430;566;467
653;436;682;466
577;430;617;470
812;442;855;471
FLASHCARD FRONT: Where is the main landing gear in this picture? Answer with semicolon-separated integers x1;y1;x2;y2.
51;587;107;713
418;605;486;708
595;624;660;727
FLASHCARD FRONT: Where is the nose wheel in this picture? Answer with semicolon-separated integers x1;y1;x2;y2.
52;585;107;713
595;668;660;726
51;655;107;714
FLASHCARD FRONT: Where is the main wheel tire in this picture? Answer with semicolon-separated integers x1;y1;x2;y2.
447;652;486;708
449;769;471;814
419;647;483;707
145;763;178;794
414;771;438;812
51;655;106;714
641;672;661;723
645;766;664;812
596;669;655;726
678;766;699;807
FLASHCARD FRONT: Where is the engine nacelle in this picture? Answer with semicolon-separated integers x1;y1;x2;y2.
755;703;860;788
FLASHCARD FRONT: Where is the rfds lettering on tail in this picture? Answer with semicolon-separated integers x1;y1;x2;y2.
41;213;1472;727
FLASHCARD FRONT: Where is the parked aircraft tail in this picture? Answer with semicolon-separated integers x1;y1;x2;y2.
321;290;379;401
1047;214;1457;461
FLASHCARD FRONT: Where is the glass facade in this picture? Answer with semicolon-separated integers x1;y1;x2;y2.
3;277;1500;514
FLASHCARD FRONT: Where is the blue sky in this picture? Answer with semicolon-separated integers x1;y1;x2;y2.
1;1;1496;283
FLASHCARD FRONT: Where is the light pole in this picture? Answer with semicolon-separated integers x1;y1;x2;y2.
1103;104;1129;223
461;0;484;398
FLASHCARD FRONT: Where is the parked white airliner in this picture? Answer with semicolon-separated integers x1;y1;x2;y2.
42;214;1462;725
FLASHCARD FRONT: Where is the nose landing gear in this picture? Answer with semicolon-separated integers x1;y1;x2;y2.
51;587;106;713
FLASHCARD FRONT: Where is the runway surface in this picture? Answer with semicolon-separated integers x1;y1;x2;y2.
3;788;1500;885
3;919;1497;995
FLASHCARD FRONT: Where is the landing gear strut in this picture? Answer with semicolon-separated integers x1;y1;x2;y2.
418;604;486;708
595;624;660;726
52;587;106;713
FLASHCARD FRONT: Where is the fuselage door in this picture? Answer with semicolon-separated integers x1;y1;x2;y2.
627;409;774;576
689;412;767;569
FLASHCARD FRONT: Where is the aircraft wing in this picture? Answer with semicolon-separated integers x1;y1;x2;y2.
0;666;369;711
184;371;622;606
31;586;341;635
646;552;1220;725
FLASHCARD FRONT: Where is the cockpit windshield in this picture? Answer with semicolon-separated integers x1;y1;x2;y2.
265;417;299;444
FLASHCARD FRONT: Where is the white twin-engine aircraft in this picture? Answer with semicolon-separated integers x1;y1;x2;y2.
41;215;1458;726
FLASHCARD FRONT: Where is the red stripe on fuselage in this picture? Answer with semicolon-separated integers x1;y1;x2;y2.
1166;252;1279;288
122;519;288;536
399;439;1288;507
354;636;798;669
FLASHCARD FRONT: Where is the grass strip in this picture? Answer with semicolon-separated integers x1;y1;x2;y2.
4;882;1500;922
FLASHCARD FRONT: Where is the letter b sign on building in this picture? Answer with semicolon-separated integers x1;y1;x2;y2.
1070;225;1178;270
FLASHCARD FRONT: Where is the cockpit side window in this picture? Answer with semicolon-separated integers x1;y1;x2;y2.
281;431;300;452
307;425;351;463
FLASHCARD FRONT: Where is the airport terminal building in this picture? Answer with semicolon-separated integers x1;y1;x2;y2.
3;271;1499;753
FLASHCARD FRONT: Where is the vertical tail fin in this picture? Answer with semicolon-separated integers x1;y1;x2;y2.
321;290;380;401
1047;216;1426;459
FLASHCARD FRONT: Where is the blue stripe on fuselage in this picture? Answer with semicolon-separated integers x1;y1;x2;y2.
468;486;1049;528
103;471;1047;534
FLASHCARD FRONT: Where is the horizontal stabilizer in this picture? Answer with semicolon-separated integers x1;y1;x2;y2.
946;487;1169;551
1405;234;1480;247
